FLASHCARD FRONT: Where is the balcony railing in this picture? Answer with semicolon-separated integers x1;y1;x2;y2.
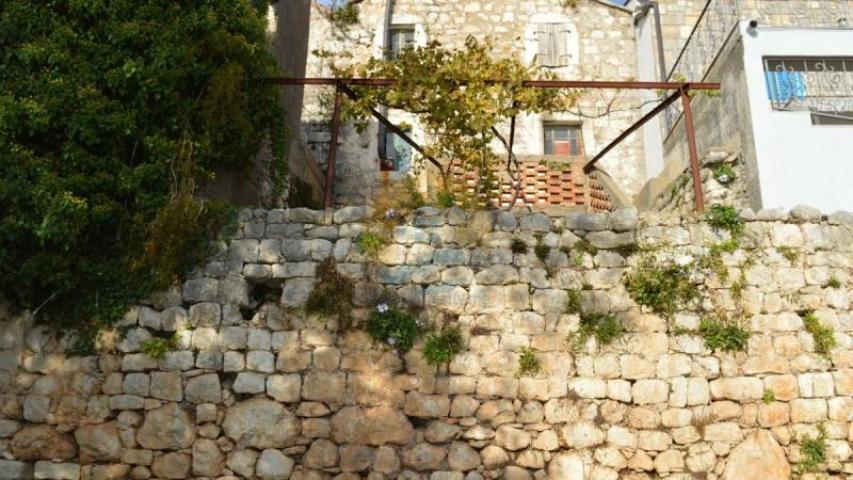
764;57;853;114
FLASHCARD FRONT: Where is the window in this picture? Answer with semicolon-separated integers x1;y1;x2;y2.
544;124;584;157
381;130;413;171
389;26;416;58
811;112;853;125
536;23;574;67
763;57;853;113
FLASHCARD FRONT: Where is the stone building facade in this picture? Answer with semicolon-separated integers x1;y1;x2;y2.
300;0;647;206
0;205;851;479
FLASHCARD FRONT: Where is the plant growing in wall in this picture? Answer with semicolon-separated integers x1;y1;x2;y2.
713;164;736;185
795;424;828;475
800;311;837;359
624;255;698;319
366;302;423;353
515;347;542;378
140;333;181;360
305;259;355;323
706;204;744;237
422;326;465;366
568;312;623;353
697;317;750;353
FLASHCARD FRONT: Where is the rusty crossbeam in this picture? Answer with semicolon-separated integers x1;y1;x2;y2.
323;87;343;209
583;88;683;173
269;77;721;91
338;84;444;175
278;77;719;211
681;87;705;212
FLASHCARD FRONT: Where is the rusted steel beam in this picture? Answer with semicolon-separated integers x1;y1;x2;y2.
323;87;344;209
681;87;705;212
338;85;444;174
268;77;721;91
583;88;683;173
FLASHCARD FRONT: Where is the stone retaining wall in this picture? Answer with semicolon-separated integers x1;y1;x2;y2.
1;206;852;479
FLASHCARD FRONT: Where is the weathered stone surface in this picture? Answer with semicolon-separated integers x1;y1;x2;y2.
11;425;76;461
193;438;224;477
137;403;195;450
331;406;413;446
402;443;446;471
184;373;221;403
404;392;451;418
33;461;79;480
0;460;32;480
152;452;191;479
222;399;299;449
256;449;295;480
722;431;789;480
75;422;121;463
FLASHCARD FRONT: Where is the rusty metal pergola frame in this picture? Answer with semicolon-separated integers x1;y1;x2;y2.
272;78;721;211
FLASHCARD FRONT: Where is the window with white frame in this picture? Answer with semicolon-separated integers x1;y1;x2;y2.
543;124;584;157
536;23;576;67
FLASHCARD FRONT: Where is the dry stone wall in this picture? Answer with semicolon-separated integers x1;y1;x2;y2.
1;206;852;480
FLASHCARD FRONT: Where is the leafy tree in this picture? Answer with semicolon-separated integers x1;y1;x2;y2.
334;37;579;205
0;0;285;336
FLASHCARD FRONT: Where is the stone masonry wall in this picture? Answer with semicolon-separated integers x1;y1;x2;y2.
1;206;852;479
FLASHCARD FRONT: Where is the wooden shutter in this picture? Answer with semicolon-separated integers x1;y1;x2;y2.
556;24;571;66
537;24;560;67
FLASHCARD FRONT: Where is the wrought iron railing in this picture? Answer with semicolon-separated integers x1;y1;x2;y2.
764;57;853;114
663;0;741;133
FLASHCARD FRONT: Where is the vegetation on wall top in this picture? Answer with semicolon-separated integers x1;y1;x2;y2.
0;0;285;335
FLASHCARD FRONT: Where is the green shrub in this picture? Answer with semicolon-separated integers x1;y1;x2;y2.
699;240;739;281
698;317;750;352
624;256;698;318
515;347;542;378
366;303;422;353
706;204;743;237
795;425;827;475
612;243;639;258
510;238;529;255
824;276;842;289
568;312;622;352
305;259;354;322
801;311;837;358
0;0;284;333
422;327;465;366
141;333;180;360
565;289;582;315
762;389;775;405
713;164;736;184
357;230;389;258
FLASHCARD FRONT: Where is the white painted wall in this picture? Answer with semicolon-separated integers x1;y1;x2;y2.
740;24;853;212
634;9;665;179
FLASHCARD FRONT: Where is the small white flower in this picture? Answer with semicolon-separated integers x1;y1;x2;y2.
718;174;731;184
376;303;389;313
385;208;397;219
387;337;397;345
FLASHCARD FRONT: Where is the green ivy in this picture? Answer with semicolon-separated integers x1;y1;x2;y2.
422;327;465;366
0;0;285;334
